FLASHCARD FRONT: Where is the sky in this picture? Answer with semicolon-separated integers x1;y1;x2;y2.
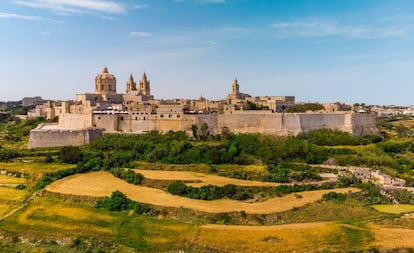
1;0;414;105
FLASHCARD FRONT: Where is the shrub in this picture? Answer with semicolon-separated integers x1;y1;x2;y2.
110;168;144;185
95;191;156;215
15;184;26;190
0;148;19;162
59;146;83;164
322;192;347;201
167;181;188;195
287;103;324;113
297;129;368;146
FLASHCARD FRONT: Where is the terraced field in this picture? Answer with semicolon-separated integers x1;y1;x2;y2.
46;171;359;214
134;169;281;187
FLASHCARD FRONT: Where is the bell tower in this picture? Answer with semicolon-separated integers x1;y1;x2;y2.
126;74;136;93
139;72;151;96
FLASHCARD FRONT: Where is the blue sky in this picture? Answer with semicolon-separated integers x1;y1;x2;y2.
1;0;414;105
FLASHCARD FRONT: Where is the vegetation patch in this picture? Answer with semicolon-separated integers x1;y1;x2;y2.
95;191;157;215
371;204;414;214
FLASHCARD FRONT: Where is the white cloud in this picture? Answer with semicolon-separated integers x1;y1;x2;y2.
0;11;40;20
130;31;152;38
14;0;126;15
272;21;414;39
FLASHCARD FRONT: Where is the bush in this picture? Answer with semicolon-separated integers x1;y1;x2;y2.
0;148;19;162
60;146;83;164
297;129;368;146
95;191;130;211
167;181;188;195
322;192;347;201
167;182;253;201
287;103;324;113
110;168;144;185
95;191;156;215
15;184;26;190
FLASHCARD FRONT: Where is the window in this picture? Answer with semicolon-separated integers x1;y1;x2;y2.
120;116;124;121
160;114;164;118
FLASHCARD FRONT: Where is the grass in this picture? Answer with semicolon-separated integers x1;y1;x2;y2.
0;175;26;184
0;187;28;201
46;171;359;214
135;161;268;181
0;195;198;252
0;162;74;188
199;222;353;252
371;204;414;214
0;204;15;218
0;162;73;175
281;198;383;223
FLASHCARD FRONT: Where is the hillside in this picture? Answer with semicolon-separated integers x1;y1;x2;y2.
1;115;414;252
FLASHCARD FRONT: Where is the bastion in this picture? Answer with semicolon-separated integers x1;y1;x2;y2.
28;124;104;148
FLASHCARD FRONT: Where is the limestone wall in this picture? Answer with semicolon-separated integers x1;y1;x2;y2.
297;113;348;133
181;114;219;135
59;113;92;129
30;111;379;148
349;113;379;135
28;125;104;148
215;113;377;136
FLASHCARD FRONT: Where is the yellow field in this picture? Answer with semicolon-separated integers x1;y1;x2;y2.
371;204;414;214
368;225;414;249
198;223;414;252
17;198;114;233
199;222;338;252
46;171;359;214
0;175;26;184
134;169;280;187
0;187;28;201
0;204;14;218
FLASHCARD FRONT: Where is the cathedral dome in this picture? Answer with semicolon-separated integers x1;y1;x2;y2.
96;67;115;80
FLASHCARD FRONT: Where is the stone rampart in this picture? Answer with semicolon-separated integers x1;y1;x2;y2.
29;112;378;148
59;113;92;129
215;112;377;136
28;124;104;148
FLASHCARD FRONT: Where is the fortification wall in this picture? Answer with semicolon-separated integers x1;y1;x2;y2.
59;113;92;129
29;112;379;148
182;114;219;135
350;113;379;135
297;113;348;133
217;113;284;135
28;125;104;148
215;113;378;136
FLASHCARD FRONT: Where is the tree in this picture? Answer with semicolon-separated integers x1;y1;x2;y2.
191;124;198;140
199;123;209;141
